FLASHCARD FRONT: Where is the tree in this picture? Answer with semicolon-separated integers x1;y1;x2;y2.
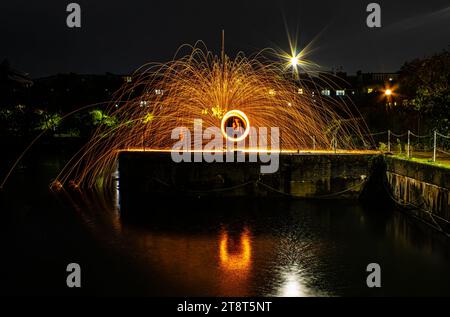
399;51;450;133
89;109;117;127
36;110;62;131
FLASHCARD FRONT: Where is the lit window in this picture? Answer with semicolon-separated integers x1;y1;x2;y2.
321;89;331;96
367;88;373;94
336;90;345;96
155;89;164;95
297;88;303;94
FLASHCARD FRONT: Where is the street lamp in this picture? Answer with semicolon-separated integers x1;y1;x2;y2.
384;88;394;108
289;54;300;80
290;56;299;68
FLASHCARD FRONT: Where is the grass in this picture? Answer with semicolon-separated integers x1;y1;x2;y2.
390;154;450;169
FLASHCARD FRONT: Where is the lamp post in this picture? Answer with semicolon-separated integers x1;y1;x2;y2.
388;130;391;152
384;89;393;108
433;130;437;162
290;56;299;80
407;130;410;158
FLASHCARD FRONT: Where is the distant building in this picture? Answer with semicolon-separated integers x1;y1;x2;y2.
296;69;400;103
364;72;399;82
0;59;33;88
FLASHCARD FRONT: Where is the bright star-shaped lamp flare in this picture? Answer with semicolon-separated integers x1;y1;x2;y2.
278;48;317;76
290;56;299;67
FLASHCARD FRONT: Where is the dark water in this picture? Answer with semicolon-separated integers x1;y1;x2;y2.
1;149;450;296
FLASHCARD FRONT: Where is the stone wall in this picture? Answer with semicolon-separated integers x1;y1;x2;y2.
385;156;450;230
118;152;374;205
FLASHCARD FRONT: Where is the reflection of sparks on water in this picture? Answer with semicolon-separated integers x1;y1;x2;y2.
278;271;308;297
219;228;251;271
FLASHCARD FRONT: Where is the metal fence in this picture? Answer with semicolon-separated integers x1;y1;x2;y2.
368;130;450;163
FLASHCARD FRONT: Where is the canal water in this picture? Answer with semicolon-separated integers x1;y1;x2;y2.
1;149;450;296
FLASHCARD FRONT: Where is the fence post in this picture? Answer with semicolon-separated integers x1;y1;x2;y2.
407;130;410;158
333;134;337;154
433;130;437;162
388;130;391;152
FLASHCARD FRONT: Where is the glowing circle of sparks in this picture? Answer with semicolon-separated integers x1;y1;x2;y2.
221;110;251;142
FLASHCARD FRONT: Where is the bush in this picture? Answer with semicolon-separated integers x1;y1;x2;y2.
378;142;388;151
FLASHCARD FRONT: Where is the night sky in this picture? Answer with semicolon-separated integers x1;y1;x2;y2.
1;0;449;78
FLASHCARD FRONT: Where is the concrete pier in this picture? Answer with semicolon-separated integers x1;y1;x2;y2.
118;151;375;201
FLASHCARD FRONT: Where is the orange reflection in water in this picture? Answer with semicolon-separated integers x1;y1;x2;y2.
219;228;252;271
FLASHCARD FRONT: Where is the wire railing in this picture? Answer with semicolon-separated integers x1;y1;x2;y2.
367;129;450;164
